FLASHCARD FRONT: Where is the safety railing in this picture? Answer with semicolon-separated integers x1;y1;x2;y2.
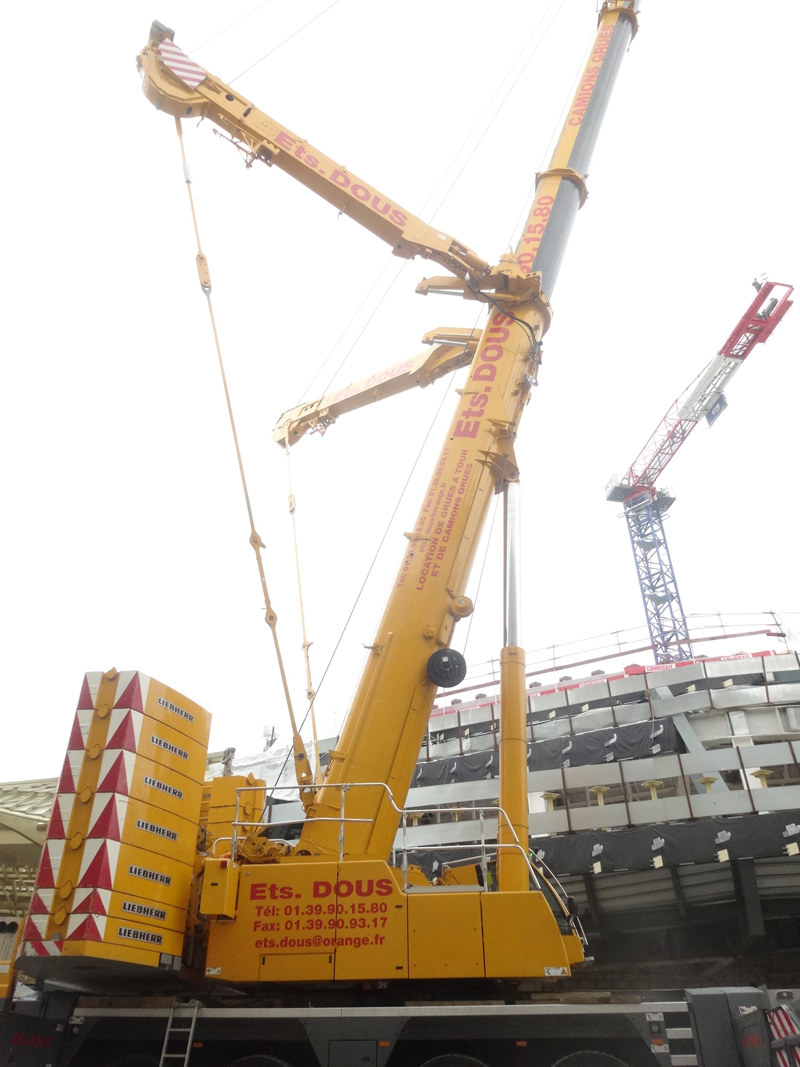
225;782;559;904
435;611;793;704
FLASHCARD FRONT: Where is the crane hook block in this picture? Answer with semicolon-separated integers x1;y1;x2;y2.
427;648;467;688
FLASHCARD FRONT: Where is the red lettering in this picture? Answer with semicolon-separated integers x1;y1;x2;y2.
304;155;319;169
479;344;504;362
335;880;354;897
12;1035;52;1049
454;419;480;438
313;881;332;898
250;884;267;900
376;878;393;896
355;879;374;897
275;131;296;150
469;394;489;411
390;208;408;227
351;183;371;202
330;168;350;188
492;312;512;327
488;326;509;342
371;195;391;215
279;886;293;899
473;364;496;382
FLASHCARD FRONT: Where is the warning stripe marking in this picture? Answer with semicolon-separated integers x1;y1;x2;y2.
158;40;207;90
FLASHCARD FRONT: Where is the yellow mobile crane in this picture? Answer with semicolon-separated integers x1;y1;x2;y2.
131;0;643;987
19;0;640;987
17;5;778;1067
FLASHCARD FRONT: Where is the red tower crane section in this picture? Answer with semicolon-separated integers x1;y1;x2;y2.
607;280;794;505
605;280;793;664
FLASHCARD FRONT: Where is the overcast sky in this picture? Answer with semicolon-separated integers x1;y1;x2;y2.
2;0;798;782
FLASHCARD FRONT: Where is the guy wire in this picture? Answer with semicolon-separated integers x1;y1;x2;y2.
174;117;310;774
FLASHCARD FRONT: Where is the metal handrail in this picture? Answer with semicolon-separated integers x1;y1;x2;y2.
213;782;583;937
226;782;549;899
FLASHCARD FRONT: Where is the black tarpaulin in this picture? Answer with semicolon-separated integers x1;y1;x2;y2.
530;810;800;875
414;717;682;787
400;811;800;880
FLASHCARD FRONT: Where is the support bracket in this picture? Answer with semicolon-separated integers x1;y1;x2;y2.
535;167;588;208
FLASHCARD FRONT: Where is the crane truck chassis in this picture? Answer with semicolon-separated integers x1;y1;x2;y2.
4;1;798;1065
4;985;800;1067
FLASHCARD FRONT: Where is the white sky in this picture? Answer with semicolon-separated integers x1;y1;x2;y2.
2;0;798;781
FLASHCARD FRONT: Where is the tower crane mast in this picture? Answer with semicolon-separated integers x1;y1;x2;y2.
605;281;793;663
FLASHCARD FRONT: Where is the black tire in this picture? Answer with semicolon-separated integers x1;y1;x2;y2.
419;1057;489;1067
104;1057;159;1067
226;1057;294;1067
550;1053;630;1067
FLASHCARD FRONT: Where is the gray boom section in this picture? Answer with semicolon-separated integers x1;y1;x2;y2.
532;12;636;297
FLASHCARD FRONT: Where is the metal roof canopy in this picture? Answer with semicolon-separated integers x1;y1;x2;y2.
0;778;56;916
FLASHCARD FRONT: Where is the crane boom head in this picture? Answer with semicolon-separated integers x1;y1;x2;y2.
136;25;490;281
717;281;793;359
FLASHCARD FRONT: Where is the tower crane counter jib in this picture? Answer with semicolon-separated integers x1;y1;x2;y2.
129;1;641;986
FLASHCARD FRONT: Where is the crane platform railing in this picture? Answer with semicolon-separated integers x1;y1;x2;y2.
222;782;560;902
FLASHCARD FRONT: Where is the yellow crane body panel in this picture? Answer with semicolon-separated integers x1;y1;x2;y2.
481;892;569;978
204;858;576;982
203;774;266;852
205;859;409;983
200;858;239;918
408;891;484;979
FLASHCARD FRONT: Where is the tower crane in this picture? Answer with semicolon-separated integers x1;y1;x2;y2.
605;280;793;663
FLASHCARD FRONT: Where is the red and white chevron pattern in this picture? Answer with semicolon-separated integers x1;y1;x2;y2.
106;708;144;752
87;793;130;840
22;935;62;957
77;839;121;891
66;913;107;942
157;40;207;91
96;749;137;795
72;887;111;916
34;840;65;890
114;671;149;712
767;1005;800;1067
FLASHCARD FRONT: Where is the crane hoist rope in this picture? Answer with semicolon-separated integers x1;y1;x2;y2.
294;0;567;409
282;436;322;786
173;116;317;809
260;344;478;816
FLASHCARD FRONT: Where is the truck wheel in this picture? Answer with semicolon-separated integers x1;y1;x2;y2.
550;1054;630;1067
226;1057;293;1067
103;1057;159;1067
419;1057;489;1067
